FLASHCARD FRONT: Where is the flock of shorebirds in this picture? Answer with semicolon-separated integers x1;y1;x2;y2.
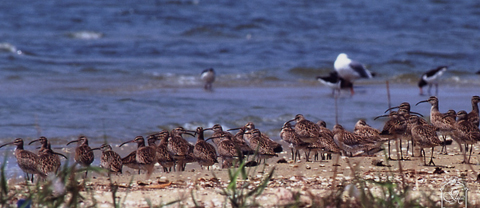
1;95;478;182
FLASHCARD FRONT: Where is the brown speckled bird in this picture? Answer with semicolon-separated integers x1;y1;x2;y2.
29;137;67;175
407;115;441;166
468;95;480;127
453;110;480;164
193;127;218;170
154;130;175;172
333;124;384;156
280;122;324;162
120;136;156;178
244;128;278;163
0;138;46;182
67;136;94;178
243;122;283;153
416;96;456;155
91;144;123;174
205;124;240;168
168;127;195;171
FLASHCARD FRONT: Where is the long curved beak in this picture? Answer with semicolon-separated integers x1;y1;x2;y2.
227;127;242;131
182;132;195;137
409;111;424;117
53;152;68;159
90;147;102;151
203;128;213;131
0;142;14;149
287;119;295;123
384;106;400;113
374;114;389;120
28;139;40;145
66;140;79;146
119;140;134;147
415;100;428;106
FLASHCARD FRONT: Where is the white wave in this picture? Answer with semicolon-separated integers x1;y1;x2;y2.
0;42;22;54
68;31;103;40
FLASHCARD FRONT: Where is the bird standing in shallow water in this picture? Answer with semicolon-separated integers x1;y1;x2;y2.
418;66;447;96
67;136;94;178
0;138;46;182
91;144;123;174
201;68;215;91
316;71;353;96
333;53;374;95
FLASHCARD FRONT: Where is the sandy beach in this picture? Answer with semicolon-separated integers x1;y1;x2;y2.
25;141;477;207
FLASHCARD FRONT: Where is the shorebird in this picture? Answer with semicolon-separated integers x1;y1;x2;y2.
243;129;278;163
193;127;218;170
384;102;427;157
316;121;342;160
375;111;407;160
416;96;456;154
333;53;374;95
119;136;156;177
468;95;480;127
453;110;480;164
228;127;255;156
0;138;46;182
407;115;441;166
168;127;195;171
288;115;332;160
67;136;94;178
353;119;382;142
332;124;384;156
91;144;123;174
316;71;353;96
418;66;447;96
288;114;320;143
121;151;141;174
243;122;283;153
154;130;175;172
280;122;324;162
205;124;240;168
201;68;215;91
29;137;67;175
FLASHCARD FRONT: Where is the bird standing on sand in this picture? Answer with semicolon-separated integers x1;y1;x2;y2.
334;53;374;95
416;96;456;154
193;127;218;170
407;115;441;166
201;68;215;91
29;136;67;175
0;138;46;182
91;144;123;174
468;95;480;127
418;66;447;96
120;136;156;178
453;111;480;164
67;136;94;178
154;130;175;172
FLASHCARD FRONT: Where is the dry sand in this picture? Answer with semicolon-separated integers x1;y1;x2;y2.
72;141;480;207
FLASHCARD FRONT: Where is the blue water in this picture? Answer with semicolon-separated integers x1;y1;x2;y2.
1;0;479;175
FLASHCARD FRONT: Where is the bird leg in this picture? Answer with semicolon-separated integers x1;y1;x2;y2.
428;147;435;166
387;141;393;160
421;149;426;166
290;148;294;161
